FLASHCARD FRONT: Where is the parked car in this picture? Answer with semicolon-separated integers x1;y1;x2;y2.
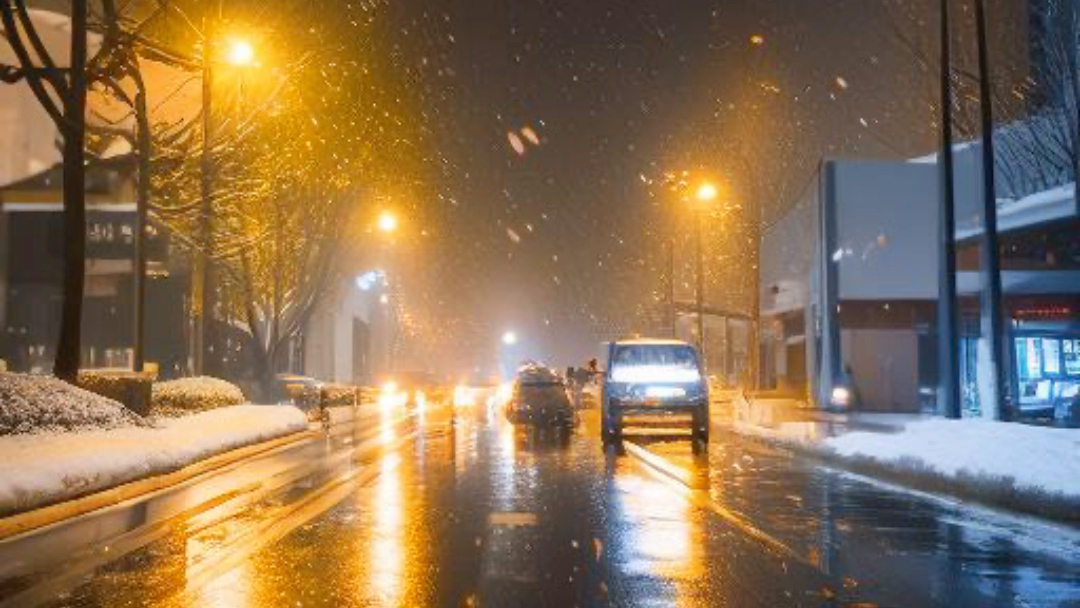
601;339;709;444
505;365;577;428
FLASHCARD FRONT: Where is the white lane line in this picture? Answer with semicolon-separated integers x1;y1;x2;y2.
488;512;539;527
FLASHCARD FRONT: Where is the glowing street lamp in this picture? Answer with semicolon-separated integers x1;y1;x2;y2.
502;331;518;346
696;182;718;203
377;210;399;234
692;181;719;360
194;32;260;375
225;38;256;67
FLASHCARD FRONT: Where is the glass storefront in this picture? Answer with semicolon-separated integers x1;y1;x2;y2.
1014;334;1080;424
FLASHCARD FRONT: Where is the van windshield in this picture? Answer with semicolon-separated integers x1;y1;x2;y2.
611;345;699;370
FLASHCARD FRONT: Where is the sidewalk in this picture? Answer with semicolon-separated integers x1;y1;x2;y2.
716;393;1080;524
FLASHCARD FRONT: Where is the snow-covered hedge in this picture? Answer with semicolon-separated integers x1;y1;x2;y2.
0;372;148;435
0;405;308;516
320;384;358;406
151;376;246;414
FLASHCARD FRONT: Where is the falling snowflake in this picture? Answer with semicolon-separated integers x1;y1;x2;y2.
521;126;540;145
507;131;526;155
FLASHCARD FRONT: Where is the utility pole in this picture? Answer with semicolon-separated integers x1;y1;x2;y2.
937;0;961;419
749;204;761;390
667;236;676;338
695;209;705;362
974;0;1009;420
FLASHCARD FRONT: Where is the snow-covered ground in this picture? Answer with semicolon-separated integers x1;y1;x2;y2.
0;405;307;516
0;372;147;435
826;419;1080;501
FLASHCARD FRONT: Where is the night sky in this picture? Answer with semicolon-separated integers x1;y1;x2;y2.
370;0;954;372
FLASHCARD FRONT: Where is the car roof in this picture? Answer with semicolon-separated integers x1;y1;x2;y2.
612;338;692;346
516;365;563;384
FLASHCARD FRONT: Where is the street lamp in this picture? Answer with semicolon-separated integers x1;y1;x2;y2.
696;182;718;203
377;210;399;234
502;331;518;346
194;29;258;375
225;38;255;67
693;181;717;361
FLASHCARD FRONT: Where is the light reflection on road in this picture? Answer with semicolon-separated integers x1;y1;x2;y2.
608;450;706;608
369;453;404;605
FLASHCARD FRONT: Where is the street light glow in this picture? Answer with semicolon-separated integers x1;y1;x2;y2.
502;331;518;346
377;211;399;233
225;39;255;67
696;182;718;202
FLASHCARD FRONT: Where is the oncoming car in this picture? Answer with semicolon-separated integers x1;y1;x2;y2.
505;365;576;428
600;339;709;444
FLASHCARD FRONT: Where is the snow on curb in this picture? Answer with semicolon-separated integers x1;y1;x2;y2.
0;405;306;516
728;417;1080;521
826;419;1080;501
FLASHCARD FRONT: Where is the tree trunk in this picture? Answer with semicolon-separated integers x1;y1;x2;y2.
54;0;88;382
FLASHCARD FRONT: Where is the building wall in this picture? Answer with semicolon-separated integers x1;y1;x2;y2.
304;279;392;385
762;158;942;409
832;160;940;300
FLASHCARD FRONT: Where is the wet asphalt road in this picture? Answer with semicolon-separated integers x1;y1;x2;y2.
4;399;1079;608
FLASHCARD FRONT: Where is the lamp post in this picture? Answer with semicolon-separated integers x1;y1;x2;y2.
694;182;718;363
376;210;400;371
193;29;256;375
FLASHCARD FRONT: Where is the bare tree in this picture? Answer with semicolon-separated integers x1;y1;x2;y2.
2;0;91;381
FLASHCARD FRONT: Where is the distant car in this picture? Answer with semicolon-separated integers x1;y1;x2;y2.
601;339;709;444
506;365;576;428
377;371;442;408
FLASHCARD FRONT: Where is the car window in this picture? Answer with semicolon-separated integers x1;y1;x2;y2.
612;345;699;370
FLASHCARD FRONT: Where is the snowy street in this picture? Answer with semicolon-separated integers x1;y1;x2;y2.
1;398;1078;608
3;0;1079;605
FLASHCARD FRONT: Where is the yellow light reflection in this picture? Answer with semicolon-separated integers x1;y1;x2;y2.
613;459;706;585
369;453;403;604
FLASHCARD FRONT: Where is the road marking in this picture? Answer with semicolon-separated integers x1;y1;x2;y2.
488;512;538;527
622;439;810;567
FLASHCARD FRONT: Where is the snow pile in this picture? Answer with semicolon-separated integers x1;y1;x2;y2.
152;376;246;414
0;404;307;515
0;372;147;435
827;419;1080;500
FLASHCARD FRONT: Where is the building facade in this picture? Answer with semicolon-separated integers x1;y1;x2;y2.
759;150;1079;425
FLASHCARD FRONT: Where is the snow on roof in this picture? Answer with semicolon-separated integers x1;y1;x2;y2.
613;338;692;346
956;182;1076;240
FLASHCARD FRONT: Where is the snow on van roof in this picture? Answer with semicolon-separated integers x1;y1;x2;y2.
613;338;692;346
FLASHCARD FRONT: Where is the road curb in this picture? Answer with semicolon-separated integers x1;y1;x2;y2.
718;421;1080;527
0;429;316;541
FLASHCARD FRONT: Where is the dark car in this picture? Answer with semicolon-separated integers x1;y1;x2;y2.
506;365;576;428
601;339;709;444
